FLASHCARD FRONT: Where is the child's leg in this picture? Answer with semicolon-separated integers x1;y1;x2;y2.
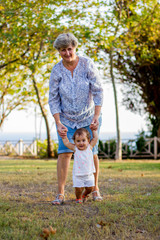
75;187;84;200
82;186;93;202
83;186;94;197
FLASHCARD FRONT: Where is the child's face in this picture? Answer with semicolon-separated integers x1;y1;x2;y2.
74;132;89;151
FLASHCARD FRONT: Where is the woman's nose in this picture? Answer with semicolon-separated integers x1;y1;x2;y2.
65;50;70;55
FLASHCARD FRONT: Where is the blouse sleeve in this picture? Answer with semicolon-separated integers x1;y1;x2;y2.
48;67;62;116
87;59;103;106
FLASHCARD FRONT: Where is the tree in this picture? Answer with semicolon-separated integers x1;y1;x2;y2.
113;2;160;136
0;0;98;157
0;0;68;156
1;0;62;156
73;0;123;160
0;67;34;128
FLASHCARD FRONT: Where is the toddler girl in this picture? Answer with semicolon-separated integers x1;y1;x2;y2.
62;128;98;203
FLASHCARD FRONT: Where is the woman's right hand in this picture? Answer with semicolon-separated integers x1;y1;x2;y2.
57;122;68;138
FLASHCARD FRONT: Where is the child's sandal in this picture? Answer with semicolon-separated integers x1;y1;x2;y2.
76;199;82;204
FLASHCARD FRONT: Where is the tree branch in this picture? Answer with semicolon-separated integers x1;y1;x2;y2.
34;41;43;61
0;45;30;70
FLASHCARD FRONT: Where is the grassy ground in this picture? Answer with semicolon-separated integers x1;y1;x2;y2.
0;158;160;240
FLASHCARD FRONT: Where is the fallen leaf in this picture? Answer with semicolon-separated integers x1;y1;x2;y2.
42;228;50;239
141;173;144;177
136;229;145;233
43;229;50;234
49;226;56;235
40;226;56;239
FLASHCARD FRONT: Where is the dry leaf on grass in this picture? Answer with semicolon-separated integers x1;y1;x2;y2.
40;226;56;239
136;229;146;233
49;226;57;234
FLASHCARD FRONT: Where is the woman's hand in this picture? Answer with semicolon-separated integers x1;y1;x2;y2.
90;115;99;131
57;122;68;138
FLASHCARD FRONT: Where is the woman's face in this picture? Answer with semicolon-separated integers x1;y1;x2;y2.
58;45;77;63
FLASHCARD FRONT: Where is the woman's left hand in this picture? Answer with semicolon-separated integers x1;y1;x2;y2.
90;116;99;130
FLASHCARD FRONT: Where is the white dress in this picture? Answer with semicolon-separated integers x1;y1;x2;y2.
72;145;95;188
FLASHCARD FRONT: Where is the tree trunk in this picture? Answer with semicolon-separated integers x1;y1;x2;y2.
109;50;122;161
32;74;53;158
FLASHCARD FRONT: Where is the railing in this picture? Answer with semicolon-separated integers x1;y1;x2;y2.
98;137;160;160
0;137;160;159
0;139;37;156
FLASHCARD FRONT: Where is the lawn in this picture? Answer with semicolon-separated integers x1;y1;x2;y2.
0;158;160;240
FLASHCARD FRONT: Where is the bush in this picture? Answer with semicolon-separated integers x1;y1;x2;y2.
122;142;131;158
98;139;116;158
37;140;58;158
136;131;146;152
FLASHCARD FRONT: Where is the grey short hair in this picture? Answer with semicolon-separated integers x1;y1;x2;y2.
53;33;78;50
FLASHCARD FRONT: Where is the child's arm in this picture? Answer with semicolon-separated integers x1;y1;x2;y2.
90;130;98;149
62;136;75;151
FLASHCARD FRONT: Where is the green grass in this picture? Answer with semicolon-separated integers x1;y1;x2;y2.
0;159;160;240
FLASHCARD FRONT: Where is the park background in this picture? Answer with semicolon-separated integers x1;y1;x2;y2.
0;0;160;159
0;83;148;141
0;1;160;240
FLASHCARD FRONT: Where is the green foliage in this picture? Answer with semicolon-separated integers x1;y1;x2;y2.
1;0;160;155
113;2;160;134
147;115;160;137
136;131;146;152
37;140;58;158
75;1;160;136
122;142;131;158
1;0;87;156
99;139;116;157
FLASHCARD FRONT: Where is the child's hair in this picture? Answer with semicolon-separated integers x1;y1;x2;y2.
73;128;91;141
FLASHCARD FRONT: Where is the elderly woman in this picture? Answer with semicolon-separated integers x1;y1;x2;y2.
49;33;103;205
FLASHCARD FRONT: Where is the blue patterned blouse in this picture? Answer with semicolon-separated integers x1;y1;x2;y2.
49;56;103;129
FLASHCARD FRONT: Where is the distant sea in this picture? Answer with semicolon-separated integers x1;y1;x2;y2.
0;131;138;144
